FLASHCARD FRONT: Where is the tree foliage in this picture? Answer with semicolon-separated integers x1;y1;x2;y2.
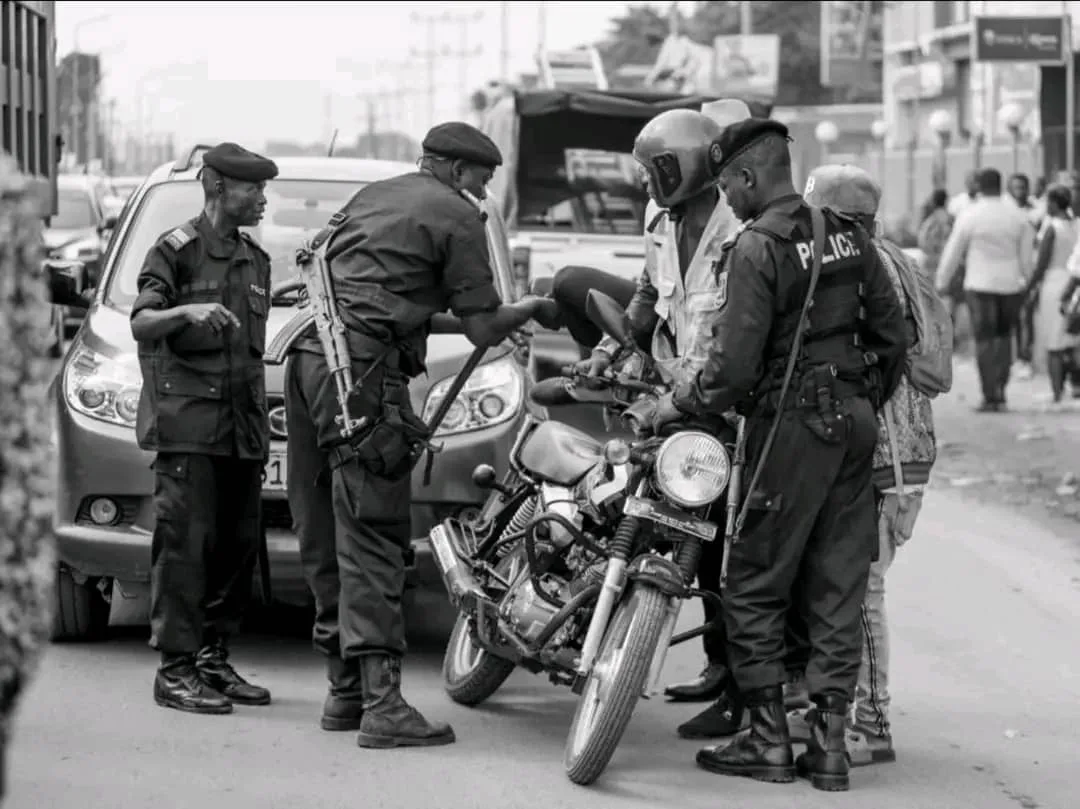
596;1;881;106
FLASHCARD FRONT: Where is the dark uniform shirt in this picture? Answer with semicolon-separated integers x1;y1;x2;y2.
131;212;273;460
318;171;502;374
673;195;908;416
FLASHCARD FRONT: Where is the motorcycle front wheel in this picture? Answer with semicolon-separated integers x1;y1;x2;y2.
564;583;669;786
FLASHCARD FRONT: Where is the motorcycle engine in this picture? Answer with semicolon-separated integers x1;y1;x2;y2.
500;574;571;645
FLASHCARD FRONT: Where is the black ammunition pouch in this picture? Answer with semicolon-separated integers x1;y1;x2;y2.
334;372;432;482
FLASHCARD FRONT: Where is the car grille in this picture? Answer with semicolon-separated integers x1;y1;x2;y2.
268;394;287;439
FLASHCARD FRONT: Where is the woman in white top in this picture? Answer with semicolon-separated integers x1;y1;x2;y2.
1027;184;1080;402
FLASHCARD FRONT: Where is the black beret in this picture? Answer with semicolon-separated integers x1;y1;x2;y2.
710;119;791;174
422;122;503;169
203;142;279;183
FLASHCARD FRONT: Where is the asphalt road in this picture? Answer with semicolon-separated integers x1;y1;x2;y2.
9;484;1080;809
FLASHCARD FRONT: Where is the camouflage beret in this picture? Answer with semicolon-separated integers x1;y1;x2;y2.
710;118;790;174
804;163;881;216
422;121;503;169
203;142;279;183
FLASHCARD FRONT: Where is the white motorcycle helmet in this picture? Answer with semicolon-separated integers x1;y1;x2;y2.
633;109;725;210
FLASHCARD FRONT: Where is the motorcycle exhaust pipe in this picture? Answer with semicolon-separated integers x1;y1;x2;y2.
429;520;488;607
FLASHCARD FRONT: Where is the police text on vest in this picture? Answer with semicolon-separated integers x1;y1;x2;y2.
795;231;862;271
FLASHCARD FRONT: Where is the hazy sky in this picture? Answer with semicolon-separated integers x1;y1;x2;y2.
55;1;672;150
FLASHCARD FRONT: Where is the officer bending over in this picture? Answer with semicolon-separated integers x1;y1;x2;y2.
130;142;278;714
653;119;907;791
285;122;559;750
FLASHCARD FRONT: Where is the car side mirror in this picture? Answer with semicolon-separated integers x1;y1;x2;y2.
45;259;90;309
586;289;635;351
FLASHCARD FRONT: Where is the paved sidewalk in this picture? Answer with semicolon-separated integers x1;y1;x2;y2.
930;355;1080;535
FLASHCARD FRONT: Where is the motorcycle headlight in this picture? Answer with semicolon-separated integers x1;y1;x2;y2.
63;345;142;429
653;430;730;508
421;355;523;437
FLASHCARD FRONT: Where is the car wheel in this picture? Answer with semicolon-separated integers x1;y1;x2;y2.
51;566;110;642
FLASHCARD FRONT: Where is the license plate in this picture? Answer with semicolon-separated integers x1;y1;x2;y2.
623;496;718;542
263;450;287;492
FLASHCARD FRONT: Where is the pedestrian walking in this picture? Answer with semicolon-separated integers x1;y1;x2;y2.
130;142;278;714
936;168;1034;411
1027;184;1080;403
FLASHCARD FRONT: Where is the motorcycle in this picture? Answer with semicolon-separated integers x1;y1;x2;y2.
427;290;749;786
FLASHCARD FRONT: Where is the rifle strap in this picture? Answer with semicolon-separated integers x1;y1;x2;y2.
734;206;827;538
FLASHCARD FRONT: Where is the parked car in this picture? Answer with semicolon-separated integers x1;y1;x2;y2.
47;149;536;641
103;175;146;219
48;174;117;337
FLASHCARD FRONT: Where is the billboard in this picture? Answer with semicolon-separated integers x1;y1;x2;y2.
820;0;884;93
712;34;781;103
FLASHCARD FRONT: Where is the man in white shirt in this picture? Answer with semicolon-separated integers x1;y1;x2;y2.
936;168;1034;411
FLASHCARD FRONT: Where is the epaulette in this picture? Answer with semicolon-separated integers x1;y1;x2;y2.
163;223;197;251
240;231;271;260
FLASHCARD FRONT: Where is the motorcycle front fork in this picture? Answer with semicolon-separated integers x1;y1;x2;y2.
642;595;683;699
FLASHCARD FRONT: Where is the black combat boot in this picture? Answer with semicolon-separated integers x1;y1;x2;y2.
356;654;455;749
196;642;272;706
794;695;851;790
677;690;748;739
664;662;728;703
154;653;233;715
695;685;795;783
796;695;851;791
321;656;365;731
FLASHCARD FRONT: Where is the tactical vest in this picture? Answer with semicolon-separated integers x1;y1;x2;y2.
748;206;874;397
645;196;742;385
136;220;271;460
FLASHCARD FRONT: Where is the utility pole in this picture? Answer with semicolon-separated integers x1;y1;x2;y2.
500;2;510;81
410;10;483;130
740;1;753;35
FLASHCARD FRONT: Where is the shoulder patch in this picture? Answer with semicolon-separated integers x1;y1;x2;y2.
163;225;196;251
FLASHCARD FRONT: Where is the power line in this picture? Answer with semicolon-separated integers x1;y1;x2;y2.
409;10;484;129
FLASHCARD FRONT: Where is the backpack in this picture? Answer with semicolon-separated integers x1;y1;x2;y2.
876;239;954;398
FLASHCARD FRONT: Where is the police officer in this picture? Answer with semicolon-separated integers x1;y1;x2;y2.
570;104;750;736
653;119;907;791
284;121;558;749
130;142;278;714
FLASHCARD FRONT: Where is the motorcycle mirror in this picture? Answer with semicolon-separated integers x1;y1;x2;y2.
585;290;635;351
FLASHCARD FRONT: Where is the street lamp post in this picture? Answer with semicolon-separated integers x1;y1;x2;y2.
815;120;840;163
997;102;1025;176
871;118;888;215
928;108;954;192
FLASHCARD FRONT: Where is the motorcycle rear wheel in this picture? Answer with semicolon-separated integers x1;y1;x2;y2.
442;613;516;706
564;584;669;786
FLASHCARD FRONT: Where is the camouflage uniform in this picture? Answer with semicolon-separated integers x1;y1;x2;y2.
0;154;58;796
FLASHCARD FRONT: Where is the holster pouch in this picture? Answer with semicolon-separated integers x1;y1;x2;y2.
799;365;846;445
349;375;432;482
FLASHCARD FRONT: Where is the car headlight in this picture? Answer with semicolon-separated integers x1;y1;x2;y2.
653;430;731;509
63;345;142;429
421;355;523;437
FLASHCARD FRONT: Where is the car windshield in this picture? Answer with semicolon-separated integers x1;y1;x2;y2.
104;179;360;309
518;149;647;236
53;188;97;230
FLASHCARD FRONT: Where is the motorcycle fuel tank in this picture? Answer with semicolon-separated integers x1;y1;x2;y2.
516;421;602;486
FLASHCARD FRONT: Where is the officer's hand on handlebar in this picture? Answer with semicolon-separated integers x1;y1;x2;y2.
184;303;241;332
